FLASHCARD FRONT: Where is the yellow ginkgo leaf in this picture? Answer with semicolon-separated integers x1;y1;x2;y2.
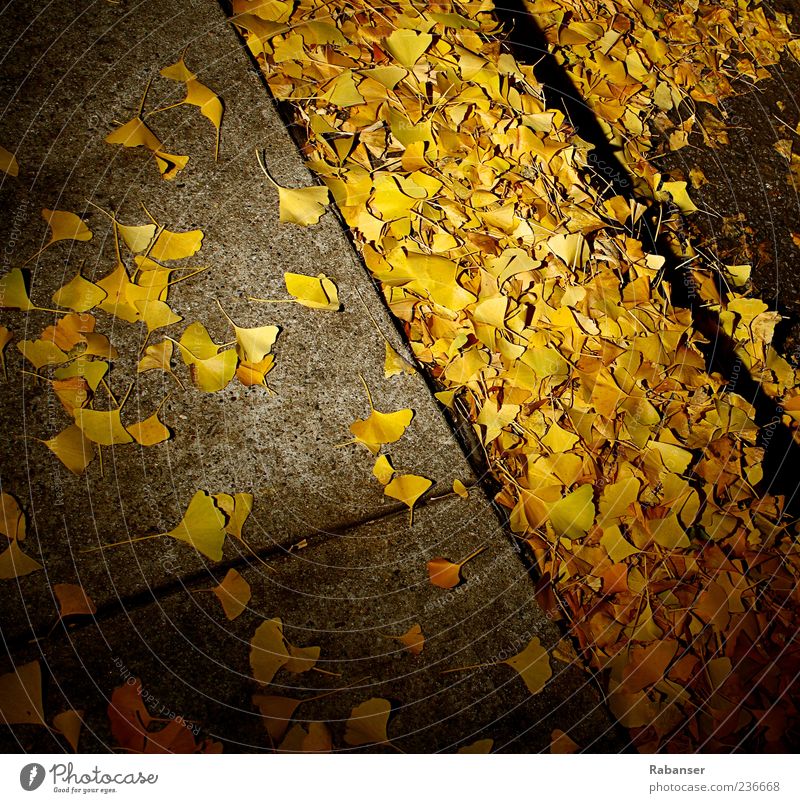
17;339;69;369
0;144;19;177
138;340;175;374
52;271;107;312
126;410;171;447
660;180;698;213
384;473;432;520
283;272;339;309
42;424;95;475
134;298;183;333
73;408;133;446
452;479;469;499
166;490;227;560
0;661;45;725
384;342;415;378
350;408;414;454
236;355;275;386
51;377;91;415
504;637;552;696
252;694;302;744
160;56;197;82
41;208;93;247
344;698;392;746
372;454;394;485
250;618;290;684
213;492;254;540
178;322;220;360
117;222;157;254
233;322;280;363
54;358;108;392
0;269;36;311
148;227;204;261
95;263;141;322
53;709;84;752
549;485;595;541
190;350;238;393
212;569;251;620
0;493;25;541
105;116;162;150
384;29;433;68
0;540;43;580
184;80;224;158
153;150;190;181
275;183;330;226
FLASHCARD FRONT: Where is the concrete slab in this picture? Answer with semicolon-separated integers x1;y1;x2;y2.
0;499;621;753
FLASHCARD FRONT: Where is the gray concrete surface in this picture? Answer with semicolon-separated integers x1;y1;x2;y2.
0;0;621;752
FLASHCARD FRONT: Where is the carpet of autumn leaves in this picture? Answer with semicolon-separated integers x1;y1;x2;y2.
231;0;800;750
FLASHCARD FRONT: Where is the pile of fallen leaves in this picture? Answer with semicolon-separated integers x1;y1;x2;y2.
231;0;800;750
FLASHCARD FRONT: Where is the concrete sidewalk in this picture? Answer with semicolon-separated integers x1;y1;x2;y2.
0;0;622;752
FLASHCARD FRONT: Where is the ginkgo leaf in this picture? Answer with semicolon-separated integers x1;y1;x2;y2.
212;569;251;620
213;492;254;541
53;709;84;752
126;410;171;446
284;272;340;309
95;263;143;322
550;729;579;754
0;540;43;580
54;358;109;392
134;299;183;333
236;355;276;386
389;623;424;656
54;583;97;618
279;721;332;753
148;227;204;261
384;29;433;67
232;322;280;363
384;473;432;520
138;340;176;376
0;493;25;541
117;222;158;253
178;321;220;360
0;144;19;177
344;698;392;746
384;342;415;377
153;150;190;181
549;485;595;541
74;407;133;446
166;490;227;560
250;618;290;684
17;339;69;369
40;208;93;247
0;269;36;311
373;454;394;485
0;661;45;725
427;546;485;589
504;637;552;696
279;642;318;674
42;424;95;474
52;271;107;312
160;56;197;82
189;350;238;392
184;79;224;159
660;180;698;213
252;694;301;743
106;116;162;150
274;183;329;226
452;479;469;499
457;739;493;754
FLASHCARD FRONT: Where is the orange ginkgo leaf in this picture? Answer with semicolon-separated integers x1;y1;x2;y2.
457;738;494;754
550;729;580;754
0;661;45;726
0;144;19;176
0;540;43;580
388;623;424;656
53;583;97;619
212;569;251;620
126;397;172;447
284;644;320;674
279;721;332;753
53;709;84;752
250;618;290;684
344;698;392;747
427;546;485;589
0;492;26;541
